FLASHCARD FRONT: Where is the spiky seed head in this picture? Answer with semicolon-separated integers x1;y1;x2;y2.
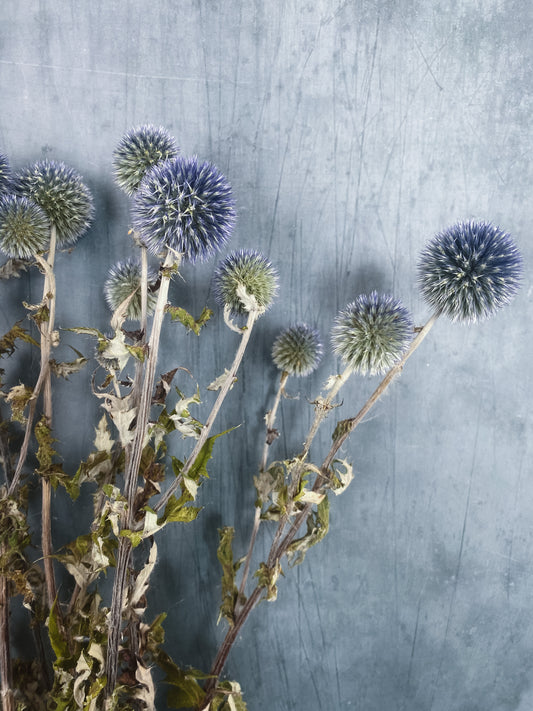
132;156;235;262
418;220;523;322
0;194;50;258
113;124;179;196
16;160;94;246
0;154;12;195
213;249;278;316
272;323;323;376
332;291;413;375
104;258;159;320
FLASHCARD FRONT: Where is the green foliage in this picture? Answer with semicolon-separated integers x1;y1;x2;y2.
5;383;33;423
0;322;38;357
166;304;213;335
253;561;283;601
156;650;210;709
210;681;248;711
217;527;243;625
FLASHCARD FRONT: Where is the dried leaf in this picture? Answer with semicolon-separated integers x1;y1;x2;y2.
49;354;88;379
207;369;237;392
6;383;33;423
0;257;31;280
286;495;330;567
330;458;354;495
0;322;39;357
130;542;158;608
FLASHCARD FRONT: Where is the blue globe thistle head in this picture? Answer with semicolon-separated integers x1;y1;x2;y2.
418;220;523;323
104;257;159;321
16;160;94;247
213;249;279;316
272;323;323;377
332;291;413;375
132;156;236;263
0;154;12;195
113;124;179;196
0;194;50;259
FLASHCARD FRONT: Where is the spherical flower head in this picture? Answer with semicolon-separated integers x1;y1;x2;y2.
0;194;50;259
132;156;235;262
272;323;323;376
213;249;278;316
0;154;12;195
104;257;159;320
113;124;179;196
332;292;413;375
418;220;523;322
16;160;94;246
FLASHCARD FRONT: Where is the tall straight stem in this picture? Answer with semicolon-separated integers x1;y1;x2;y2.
106;251;176;696
41;225;58;610
238;371;288;601
0;576;14;711
154;309;258;516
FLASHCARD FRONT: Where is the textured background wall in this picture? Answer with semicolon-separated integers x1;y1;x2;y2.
0;1;531;709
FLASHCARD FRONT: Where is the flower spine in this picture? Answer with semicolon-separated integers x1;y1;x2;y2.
418;220;523;322
272;323;323;376
332;291;413;375
16;160;94;246
113;124;178;196
132;156;235;262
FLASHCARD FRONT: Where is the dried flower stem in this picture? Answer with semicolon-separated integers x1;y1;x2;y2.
154;309;258;516
238;371;288;602
106;249;177;695
204;316;438;697
0;576;14;711
267;366;352;568
7;227;57;497
41;225;58;610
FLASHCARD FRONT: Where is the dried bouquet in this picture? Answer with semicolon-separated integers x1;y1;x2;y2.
0;125;523;710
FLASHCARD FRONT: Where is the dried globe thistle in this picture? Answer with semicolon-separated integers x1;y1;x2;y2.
132;156;235;262
0;154;12;195
113;124;179;196
104;258;159;320
213;249;278;316
272;323;323;376
418;220;523;322
0;194;50;259
16;160;94;246
332;291;413;375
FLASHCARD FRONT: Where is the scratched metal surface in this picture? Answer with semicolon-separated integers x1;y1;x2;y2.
0;1;532;709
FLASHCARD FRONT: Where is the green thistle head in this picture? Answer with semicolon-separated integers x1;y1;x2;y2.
332;291;413;375
213;249;278;316
113;124;179;196
104;258;159;320
0;195;50;259
272;323;323;376
16;160;94;246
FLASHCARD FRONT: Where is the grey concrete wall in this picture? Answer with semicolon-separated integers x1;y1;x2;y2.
0;1;531;709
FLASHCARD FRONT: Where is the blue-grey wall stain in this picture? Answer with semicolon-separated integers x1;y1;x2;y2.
0;1;531;709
